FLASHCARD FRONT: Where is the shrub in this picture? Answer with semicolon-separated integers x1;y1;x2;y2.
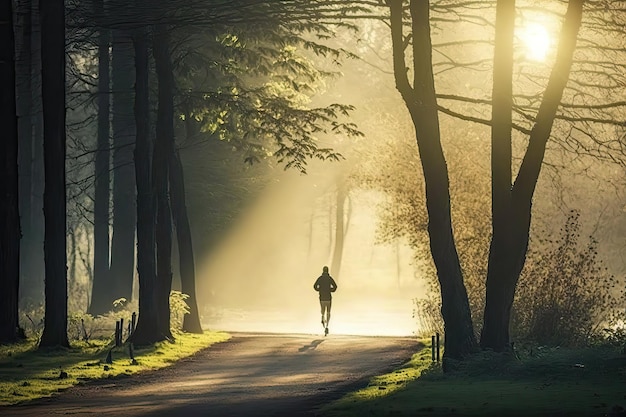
413;210;625;348
512;210;625;347
169;291;191;332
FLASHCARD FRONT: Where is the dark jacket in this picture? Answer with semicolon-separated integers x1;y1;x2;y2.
314;273;337;301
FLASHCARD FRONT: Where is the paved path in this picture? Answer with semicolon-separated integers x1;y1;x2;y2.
4;333;421;417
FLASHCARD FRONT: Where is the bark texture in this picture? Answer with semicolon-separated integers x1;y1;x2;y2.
39;0;69;348
389;0;477;369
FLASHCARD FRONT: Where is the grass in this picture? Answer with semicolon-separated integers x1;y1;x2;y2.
322;340;626;417
0;331;230;405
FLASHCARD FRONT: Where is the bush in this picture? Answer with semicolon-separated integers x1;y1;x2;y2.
512;210;625;347
169;291;191;332
413;210;625;348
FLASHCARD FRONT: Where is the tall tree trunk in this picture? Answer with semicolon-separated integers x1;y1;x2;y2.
39;0;69;349
169;150;203;334
152;25;174;340
130;20;162;346
20;0;44;304
389;0;477;369
16;0;33;292
0;0;22;343
481;0;584;351
29;0;45;305
480;0;516;353
109;26;136;303
330;180;347;280
89;0;112;315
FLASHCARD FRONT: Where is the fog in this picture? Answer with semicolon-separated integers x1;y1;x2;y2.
195;169;424;336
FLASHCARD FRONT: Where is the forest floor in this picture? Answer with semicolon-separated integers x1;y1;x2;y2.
0;332;421;416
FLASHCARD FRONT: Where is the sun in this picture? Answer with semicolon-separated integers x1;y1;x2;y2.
518;22;552;62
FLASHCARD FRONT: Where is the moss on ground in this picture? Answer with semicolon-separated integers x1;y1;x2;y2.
0;331;230;405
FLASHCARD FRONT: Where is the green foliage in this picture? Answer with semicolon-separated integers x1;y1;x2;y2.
19;305;44;342
67;312;97;342
20;291;193;345
169;291;191;332
412;298;443;338
513;210;626;347
175;17;362;174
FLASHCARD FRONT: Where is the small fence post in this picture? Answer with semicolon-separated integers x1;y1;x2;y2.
131;312;137;335
436;332;440;362
80;318;88;341
115;321;120;346
431;335;436;362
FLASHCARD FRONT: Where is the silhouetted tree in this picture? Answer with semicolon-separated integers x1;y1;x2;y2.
388;0;478;366
17;0;45;304
330;179;348;280
108;17;136;305
130;8;160;345
152;24;175;341
89;0;112;316
387;0;585;364
39;0;69;348
128;1;365;343
0;0;22;343
169;150;203;333
480;0;584;352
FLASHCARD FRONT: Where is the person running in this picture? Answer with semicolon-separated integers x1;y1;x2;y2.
313;266;337;336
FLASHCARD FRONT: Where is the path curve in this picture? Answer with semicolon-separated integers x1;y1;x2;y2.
4;333;421;417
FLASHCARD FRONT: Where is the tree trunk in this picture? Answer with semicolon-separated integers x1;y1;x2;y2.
389;0;477;369
39;0;69;349
169;150;203;334
89;0;112;316
0;0;22;343
129;20;162;346
480;0;516;353
16;0;33;240
480;0;584;351
152;24;175;340
330;180;347;280
109;26;136;304
20;0;44;304
16;0;32;267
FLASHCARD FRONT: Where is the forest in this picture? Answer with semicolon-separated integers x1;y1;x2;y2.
0;0;625;415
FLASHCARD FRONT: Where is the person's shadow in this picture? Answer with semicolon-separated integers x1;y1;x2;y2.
298;339;324;352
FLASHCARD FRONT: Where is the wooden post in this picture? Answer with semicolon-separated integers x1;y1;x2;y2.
431;335;436;362
436;332;440;362
131;312;136;335
81;318;88;341
115;321;120;346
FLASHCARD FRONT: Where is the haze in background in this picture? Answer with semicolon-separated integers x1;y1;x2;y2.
196;167;424;337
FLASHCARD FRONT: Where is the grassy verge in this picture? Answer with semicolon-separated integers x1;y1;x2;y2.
322;340;626;417
0;331;230;405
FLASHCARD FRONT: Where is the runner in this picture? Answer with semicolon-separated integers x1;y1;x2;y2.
313;266;338;336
